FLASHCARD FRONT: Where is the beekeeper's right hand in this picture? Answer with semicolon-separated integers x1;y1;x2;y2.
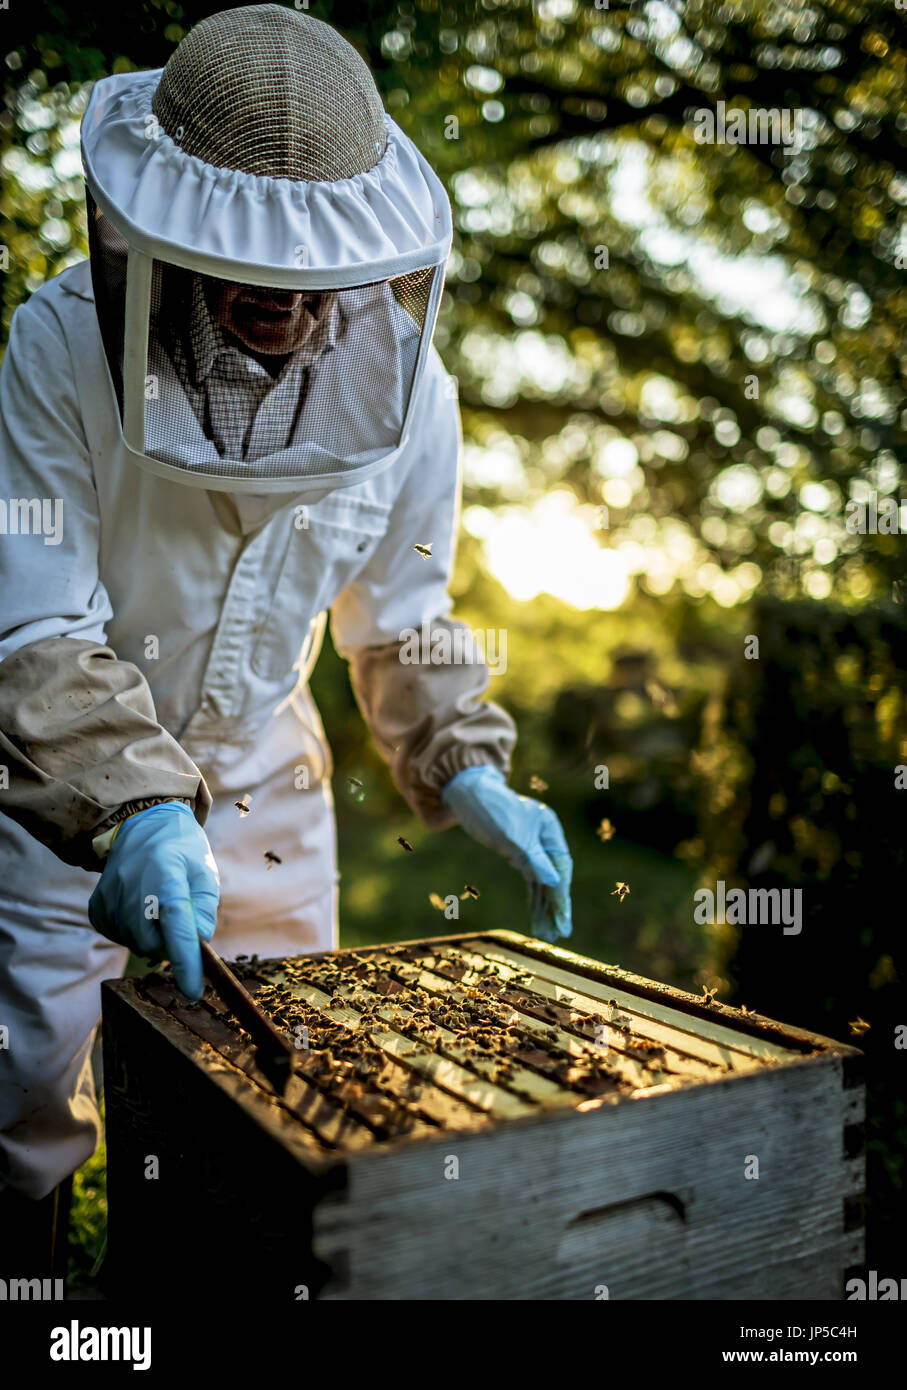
88;801;220;1000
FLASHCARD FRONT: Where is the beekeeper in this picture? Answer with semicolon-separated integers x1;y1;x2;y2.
0;5;572;1257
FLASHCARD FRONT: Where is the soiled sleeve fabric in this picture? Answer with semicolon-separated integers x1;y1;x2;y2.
330;350;517;828
0;639;211;869
0;280;210;870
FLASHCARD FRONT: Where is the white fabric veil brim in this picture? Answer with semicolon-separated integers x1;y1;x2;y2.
81;70;453;286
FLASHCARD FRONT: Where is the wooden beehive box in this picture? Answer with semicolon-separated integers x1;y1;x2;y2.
102;931;864;1301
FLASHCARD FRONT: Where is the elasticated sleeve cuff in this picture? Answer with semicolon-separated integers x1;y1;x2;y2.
344;617;517;828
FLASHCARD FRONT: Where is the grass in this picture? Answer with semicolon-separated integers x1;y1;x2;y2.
67;1104;107;1294
333;772;707;989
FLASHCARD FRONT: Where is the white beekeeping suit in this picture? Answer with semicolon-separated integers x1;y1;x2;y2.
0;6;517;1215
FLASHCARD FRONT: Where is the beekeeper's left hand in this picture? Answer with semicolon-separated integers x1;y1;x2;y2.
440;764;572;942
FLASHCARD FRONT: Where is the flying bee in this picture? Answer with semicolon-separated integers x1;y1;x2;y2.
264;850;282;870
597;818;616;843
460;883;480;900
611;880;630;902
529;775;548;793
849;1016;871;1036
234;798;251;817
397;836;414;852
644;678;678;716
345;774;366;804
700;983;720;1006
429;892;447;912
413;542;433;561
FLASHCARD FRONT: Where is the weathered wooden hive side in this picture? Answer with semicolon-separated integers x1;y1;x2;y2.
102;931;864;1301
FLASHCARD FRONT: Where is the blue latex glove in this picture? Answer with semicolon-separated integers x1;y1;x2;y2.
89;801;220;1000
441;765;572;942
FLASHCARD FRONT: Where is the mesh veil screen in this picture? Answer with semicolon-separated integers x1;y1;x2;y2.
150;5;387;181
139;263;434;481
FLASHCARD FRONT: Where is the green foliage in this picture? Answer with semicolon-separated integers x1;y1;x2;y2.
3;1;905;597
389;0;906;605
690;595;907;1265
67;1104;108;1292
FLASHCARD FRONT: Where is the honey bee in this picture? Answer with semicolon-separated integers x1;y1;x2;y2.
644;679;678;716
460;883;480;900
346;776;363;791
739;1004;756;1017
700;983;720;1006
848;1016;871;1036
413;543;433;561
529;775;548;793
611;881;630;902
234;798;251;816
597;819;616;843
429;892;447;911
397;837;414;852
264;850;282;869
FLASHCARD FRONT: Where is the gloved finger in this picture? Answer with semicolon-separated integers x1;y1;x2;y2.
528;880;560;943
511;840;561;888
537;805;570;859
158;892;206;1000
186;870;219;941
514;804;571;888
546;849;573;912
193;903;218;943
551;891;573;939
530;860;573;939
537;811;573;930
186;844;220;942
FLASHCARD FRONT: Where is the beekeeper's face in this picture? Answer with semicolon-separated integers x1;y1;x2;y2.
204;281;336;356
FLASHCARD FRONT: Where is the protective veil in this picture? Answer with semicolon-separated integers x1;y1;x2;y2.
80;5;452;493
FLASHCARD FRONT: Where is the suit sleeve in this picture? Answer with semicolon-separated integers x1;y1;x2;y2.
329;349;516;828
0;284;210;869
